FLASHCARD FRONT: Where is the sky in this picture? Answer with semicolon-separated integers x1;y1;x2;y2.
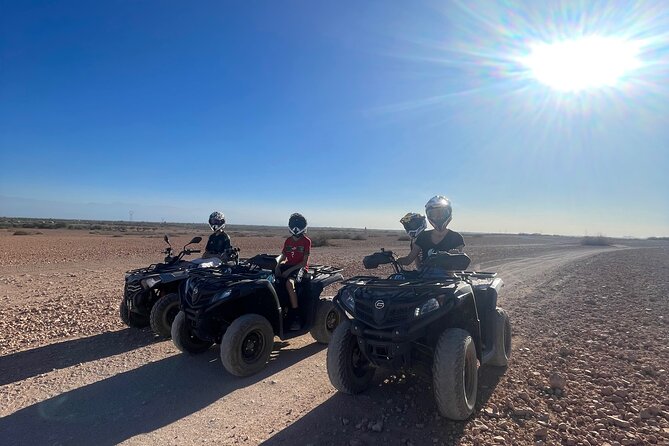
1;0;668;237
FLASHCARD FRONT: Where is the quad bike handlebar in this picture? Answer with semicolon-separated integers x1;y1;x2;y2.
363;248;472;274
162;235;204;264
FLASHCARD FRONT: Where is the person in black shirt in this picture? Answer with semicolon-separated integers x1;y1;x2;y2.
397;196;465;266
203;211;232;260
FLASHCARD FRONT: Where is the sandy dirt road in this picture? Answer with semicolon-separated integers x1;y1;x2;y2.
1;232;667;446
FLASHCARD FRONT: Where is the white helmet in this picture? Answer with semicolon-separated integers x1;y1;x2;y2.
208;211;225;231
425;196;452;231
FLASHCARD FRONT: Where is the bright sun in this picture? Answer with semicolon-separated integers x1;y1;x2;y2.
522;36;642;92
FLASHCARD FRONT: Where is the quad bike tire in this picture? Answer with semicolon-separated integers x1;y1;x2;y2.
150;293;180;338
486;307;512;367
220;314;275;377
309;297;341;344
119;299;149;328
171;311;213;354
433;328;479;420
327;320;375;394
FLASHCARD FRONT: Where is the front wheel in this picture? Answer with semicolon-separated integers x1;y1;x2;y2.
433;328;479;420
150;293;180;338
171;311;213;354
309;297;341;344
119;299;149;328
220;314;275;377
327;320;375;394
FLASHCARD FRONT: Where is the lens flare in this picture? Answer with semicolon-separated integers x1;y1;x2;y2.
522;36;643;92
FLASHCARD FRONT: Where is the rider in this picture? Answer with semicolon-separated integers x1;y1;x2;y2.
397;196;465;266
400;212;427;268
275;213;311;331
202;211;233;260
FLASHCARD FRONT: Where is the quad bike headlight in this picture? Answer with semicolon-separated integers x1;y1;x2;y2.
211;289;232;303
142;277;161;289
340;289;355;312
414;298;440;317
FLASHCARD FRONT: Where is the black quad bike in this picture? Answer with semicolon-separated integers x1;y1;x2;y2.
120;235;228;337
171;254;344;377
326;249;511;421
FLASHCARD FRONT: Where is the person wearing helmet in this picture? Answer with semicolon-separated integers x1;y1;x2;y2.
275;213;311;331
397;196;464;266
400;212;427;268
203;211;232;260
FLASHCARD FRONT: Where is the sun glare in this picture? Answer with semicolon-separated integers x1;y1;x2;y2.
522;36;642;92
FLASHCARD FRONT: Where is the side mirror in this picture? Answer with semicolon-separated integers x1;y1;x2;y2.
164;235;170;244
190;236;202;244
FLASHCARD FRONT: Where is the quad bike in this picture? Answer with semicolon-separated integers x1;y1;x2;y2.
172;254;344;377
326;249;511;420
120;235;235;337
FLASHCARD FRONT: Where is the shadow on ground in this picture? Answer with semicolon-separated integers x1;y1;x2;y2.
0;342;324;446
262;365;506;446
0;328;160;386
0;328;157;386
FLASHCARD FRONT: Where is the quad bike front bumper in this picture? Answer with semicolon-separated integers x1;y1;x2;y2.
348;311;444;369
124;281;151;315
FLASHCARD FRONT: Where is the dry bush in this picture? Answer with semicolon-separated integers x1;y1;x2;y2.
13;230;41;236
351;234;367;241
581;235;611;246
397;235;411;241
310;234;332;247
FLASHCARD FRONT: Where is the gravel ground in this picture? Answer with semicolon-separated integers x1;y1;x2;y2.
0;230;667;445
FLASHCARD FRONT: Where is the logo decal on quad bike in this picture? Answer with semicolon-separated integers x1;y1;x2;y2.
375;300;385;309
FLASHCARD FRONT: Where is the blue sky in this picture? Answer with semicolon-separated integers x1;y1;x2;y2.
1;0;668;237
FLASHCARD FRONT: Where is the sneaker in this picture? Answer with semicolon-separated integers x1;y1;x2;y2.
289;314;302;331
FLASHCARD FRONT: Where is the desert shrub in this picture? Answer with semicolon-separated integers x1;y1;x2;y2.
310;234;332;247
581;235;610;246
397;235;411;241
351;234;367;241
13;230;30;236
112;234;123;237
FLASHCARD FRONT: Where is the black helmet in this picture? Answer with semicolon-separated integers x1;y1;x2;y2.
288;213;307;236
400;212;427;239
208;211;225;231
425;196;452;231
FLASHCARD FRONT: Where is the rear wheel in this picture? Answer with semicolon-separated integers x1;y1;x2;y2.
487;307;512;367
433;328;478;420
327;320;375;394
220;314;275;377
119;299;149;328
150;293;180;338
171;311;213;354
309;297;341;344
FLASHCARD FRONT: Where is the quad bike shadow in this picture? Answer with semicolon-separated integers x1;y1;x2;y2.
0;328;156;387
261;365;506;446
0;341;325;446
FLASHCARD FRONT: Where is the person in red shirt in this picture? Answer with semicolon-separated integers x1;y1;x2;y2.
275;213;311;330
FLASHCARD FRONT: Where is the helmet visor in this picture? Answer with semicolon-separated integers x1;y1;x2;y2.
427;207;451;226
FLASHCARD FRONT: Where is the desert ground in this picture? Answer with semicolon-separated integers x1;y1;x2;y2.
0;227;668;446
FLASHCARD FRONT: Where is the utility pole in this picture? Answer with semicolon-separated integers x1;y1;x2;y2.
129;210;134;222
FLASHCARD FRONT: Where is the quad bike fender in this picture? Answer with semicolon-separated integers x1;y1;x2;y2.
319;272;344;288
233;280;283;335
158;270;189;285
444;286;483;360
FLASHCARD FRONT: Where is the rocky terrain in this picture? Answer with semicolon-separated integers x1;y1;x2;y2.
0;229;667;445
